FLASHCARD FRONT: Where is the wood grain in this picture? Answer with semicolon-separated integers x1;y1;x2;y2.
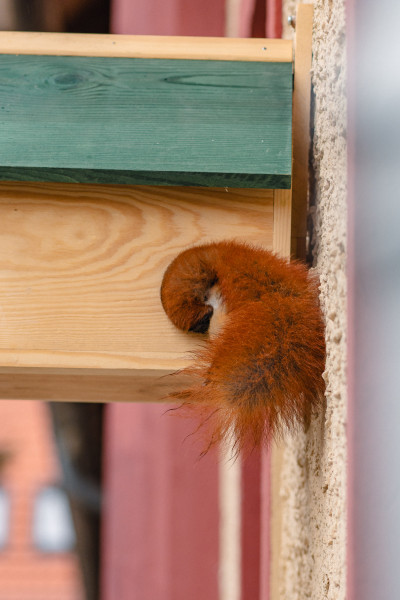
0;168;291;190
0;369;190;403
273;189;292;258
0;56;292;188
291;4;313;259
0;31;292;62
0;182;274;384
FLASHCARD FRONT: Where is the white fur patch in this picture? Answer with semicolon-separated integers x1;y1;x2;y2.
206;285;226;336
205;284;223;310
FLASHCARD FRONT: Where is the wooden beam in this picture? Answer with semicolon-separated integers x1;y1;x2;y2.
291;4;313;259
0;369;186;403
273;189;291;257
0;31;292;62
269;189;292;600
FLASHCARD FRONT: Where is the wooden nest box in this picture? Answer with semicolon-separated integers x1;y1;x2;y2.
0;6;312;403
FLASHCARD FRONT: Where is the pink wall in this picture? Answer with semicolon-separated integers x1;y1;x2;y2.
241;451;262;599
101;403;219;600
238;0;282;38
111;0;225;36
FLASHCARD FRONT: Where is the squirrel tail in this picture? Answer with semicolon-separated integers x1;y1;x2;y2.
160;243;221;334
160;243;325;453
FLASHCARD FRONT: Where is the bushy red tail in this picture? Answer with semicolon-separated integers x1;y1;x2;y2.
160;241;325;453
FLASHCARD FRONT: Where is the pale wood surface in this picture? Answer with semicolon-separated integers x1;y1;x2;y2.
0;31;292;62
0;183;273;382
273;189;292;258
291;4;313;259
270;180;292;600
0;369;190;403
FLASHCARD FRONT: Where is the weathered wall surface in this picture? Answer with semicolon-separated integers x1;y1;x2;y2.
276;1;348;598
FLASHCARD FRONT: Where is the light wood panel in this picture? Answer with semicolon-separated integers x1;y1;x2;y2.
0;31;292;62
273;189;292;257
291;4;313;259
0;182;274;400
270;185;292;600
0;369;189;403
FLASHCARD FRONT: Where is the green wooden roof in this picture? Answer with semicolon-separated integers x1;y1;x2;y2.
0;55;292;188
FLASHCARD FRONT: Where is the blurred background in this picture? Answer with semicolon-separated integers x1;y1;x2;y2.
0;0;110;33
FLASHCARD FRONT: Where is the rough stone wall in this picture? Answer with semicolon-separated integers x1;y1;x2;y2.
277;1;348;598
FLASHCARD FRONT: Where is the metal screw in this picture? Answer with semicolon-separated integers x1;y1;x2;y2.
288;15;296;29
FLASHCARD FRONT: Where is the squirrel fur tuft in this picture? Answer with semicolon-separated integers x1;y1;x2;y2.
160;241;326;454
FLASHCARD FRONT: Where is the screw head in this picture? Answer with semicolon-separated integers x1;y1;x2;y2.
287;15;296;29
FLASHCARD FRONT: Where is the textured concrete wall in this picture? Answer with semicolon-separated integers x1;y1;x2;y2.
277;1;347;598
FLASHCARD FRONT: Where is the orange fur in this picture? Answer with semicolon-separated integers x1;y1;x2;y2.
160;241;325;453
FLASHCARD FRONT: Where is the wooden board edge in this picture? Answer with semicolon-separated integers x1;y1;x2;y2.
0;168;292;190
291;4;314;260
273;189;292;257
0;31;293;62
0;368;191;403
271;187;292;600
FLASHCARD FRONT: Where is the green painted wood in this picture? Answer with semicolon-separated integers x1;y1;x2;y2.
0;56;292;188
0;167;290;188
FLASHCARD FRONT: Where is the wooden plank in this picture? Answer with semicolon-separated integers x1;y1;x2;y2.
0;167;289;189
0;369;185;403
291;4;313;259
273;189;292;257
0;182;274;400
0;56;292;188
0;31;292;62
269;187;292;599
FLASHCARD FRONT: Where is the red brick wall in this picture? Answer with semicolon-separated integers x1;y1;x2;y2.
0;400;84;600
